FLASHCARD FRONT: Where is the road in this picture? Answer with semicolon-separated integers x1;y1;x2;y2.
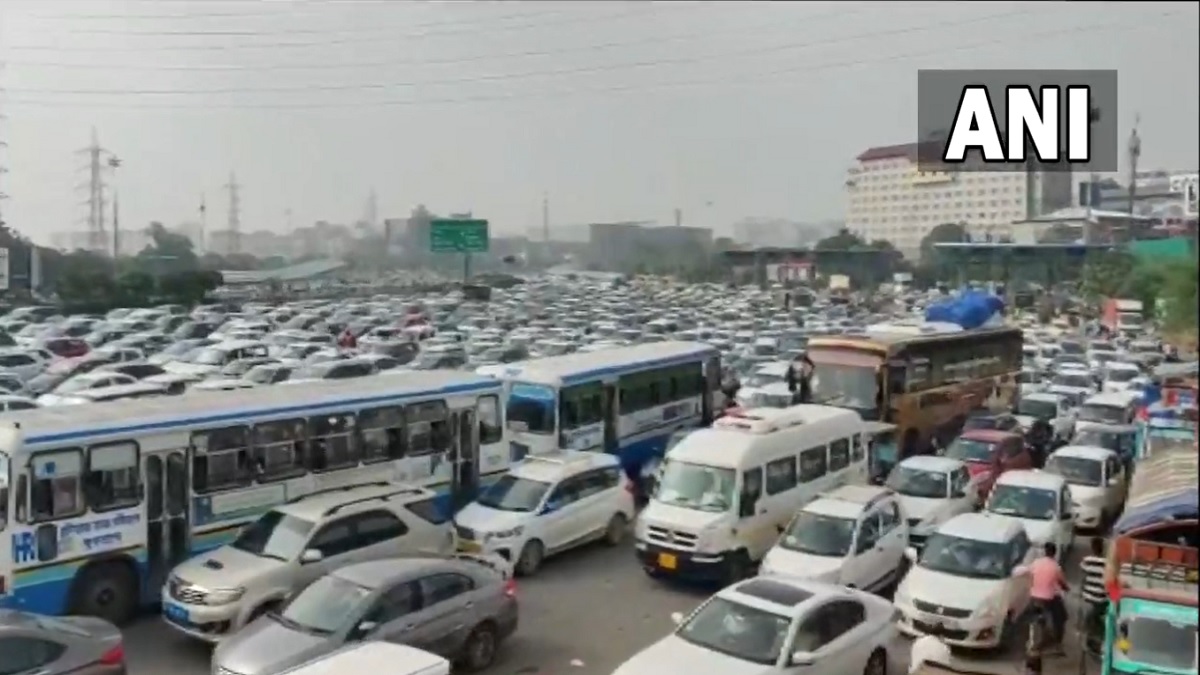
124;538;1094;675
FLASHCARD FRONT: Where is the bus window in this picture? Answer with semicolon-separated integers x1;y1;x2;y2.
309;414;358;472
406;401;450;456
799;446;828;482
253;419;307;481
560;383;604;432
30;449;85;522
85;442;141;511
192;427;252;493
477;395;503;444
829;439;851;472
359;406;405;463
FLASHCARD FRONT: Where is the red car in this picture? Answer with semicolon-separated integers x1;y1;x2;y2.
943;429;1033;500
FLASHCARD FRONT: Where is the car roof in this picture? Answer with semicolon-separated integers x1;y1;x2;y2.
937;512;1019;543
721;577;859;619
993;469;1066;490
1024;391;1065;403
510;450;617;482
1051;445;1115;461
959;428;1020;442
276;482;435;520
334;556;492;588
804;486;894;518
898;455;965;473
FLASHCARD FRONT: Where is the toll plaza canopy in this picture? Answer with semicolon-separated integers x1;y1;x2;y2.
219;259;346;286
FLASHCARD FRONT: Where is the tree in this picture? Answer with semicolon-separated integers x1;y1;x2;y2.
919;222;968;265
814;228;866;250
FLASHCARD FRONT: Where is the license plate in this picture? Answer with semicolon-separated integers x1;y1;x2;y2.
164;603;189;624
457;540;482;553
658;553;677;570
921;613;957;629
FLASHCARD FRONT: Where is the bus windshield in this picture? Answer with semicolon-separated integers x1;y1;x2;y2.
810;363;879;416
506;383;557;435
654;460;736;513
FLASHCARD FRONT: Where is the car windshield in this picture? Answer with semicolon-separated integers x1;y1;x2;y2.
809;362;879;417
777;511;855;557
887;466;949;499
1017;399;1059;420
1114;611;1198;672
476;475;550;512
676;596;792;665
53;377;98;394
505;383;557;435
190;347;227;366
1018;371;1040;384
1053;374;1092;389
964;415;1002;430
279;573;373;635
1072;428;1127;453
244;365;282;384
1060;341;1085;355
231;510;315;561
918;532;1010;579
161;341;199;356
1106;369;1139;382
1045;455;1103;487
654;460;736;513
945;438;994;463
1077;404;1126;425
987;484;1057;520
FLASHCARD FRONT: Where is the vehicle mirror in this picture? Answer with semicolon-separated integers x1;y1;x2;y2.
790;651;816;667
904;547;918;563
299;549;323;564
354;620;379;638
670;611;684;625
1108;477;1120;487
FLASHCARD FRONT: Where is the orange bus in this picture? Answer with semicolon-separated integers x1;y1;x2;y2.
806;324;1023;460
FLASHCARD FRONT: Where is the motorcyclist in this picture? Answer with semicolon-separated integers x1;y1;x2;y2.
1024;542;1069;653
1025;417;1054;468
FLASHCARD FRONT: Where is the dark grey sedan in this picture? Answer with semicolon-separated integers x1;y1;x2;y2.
0;609;125;675
213;554;518;675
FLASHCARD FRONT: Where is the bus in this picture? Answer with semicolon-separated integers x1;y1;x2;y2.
806;322;1023;464
0;371;508;624
496;341;722;490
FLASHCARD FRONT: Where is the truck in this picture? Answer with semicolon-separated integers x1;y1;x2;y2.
1101;444;1198;675
1102;298;1146;336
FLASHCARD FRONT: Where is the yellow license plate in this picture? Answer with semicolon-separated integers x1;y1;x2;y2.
458;540;482;553
658;553;677;570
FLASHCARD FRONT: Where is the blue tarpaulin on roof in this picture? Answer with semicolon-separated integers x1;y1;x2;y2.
923;290;1005;329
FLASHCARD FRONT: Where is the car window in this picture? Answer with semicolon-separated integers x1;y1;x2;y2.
418;573;474;605
1010;531;1031;567
827;600;866;637
878;501;900;533
367;581;420;623
307;518;356;557
792;601;861;653
547;476;583;506
951;468;970;494
856;513;881;553
0;636;66;675
350;510;410;548
575;468;616;499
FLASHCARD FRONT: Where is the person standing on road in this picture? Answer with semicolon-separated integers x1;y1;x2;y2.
1080;536;1108;655
1026;542;1070;653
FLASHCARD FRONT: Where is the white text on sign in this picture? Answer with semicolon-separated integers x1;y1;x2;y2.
942;85;1094;165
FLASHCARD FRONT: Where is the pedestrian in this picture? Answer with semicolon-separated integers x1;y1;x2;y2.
786;353;814;405
1081;536;1108;655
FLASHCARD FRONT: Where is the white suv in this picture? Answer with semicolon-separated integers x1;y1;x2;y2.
760;485;910;594
453;450;636;576
161;482;453;642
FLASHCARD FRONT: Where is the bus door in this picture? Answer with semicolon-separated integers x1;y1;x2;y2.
143;451;190;595
702;356;720;424
453;410;479;510
602;384;618;453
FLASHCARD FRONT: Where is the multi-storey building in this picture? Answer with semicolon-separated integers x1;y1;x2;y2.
846;142;1073;258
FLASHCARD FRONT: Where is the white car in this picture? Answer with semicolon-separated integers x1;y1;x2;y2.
760;485;909;594
454;450;636;576
614;577;897;675
894;512;1035;649
1048;370;1095;401
1101;362;1143;393
1044;445;1127;530
1013;392;1077;441
884;456;979;551
984;470;1075;560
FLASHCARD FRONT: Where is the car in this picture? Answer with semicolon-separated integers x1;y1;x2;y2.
893;512;1036;649
962;410;1021;433
212;554;518;675
941;429;1033;499
1012;391;1077;442
759;485;909;594
1044;445;1127;530
884;455;979;551
161;482;454;643
983;470;1075;560
454;451;635;576
612;577;896;675
0;608;126;675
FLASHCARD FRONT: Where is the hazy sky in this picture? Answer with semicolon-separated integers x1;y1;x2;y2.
1;0;1196;246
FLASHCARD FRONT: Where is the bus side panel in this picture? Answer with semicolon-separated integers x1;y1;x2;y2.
615;394;703;479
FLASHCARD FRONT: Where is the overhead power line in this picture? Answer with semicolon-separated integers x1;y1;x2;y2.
28;0;524;22
6;8;1033;97
1;13;1180;111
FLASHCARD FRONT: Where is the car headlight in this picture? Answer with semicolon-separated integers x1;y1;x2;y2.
206;587;246;605
974;600;1003;621
488;526;524;540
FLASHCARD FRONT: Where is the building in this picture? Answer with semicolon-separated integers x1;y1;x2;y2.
1083;170;1199;236
731;218;843;248
585;221;713;271
846;142;1074;257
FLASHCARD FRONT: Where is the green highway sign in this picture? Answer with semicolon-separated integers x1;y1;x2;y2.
430;218;489;253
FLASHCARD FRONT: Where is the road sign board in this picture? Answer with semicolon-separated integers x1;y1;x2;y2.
430;218;489;253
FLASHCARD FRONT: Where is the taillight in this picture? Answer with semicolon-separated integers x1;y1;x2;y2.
503;578;517;599
98;643;125;666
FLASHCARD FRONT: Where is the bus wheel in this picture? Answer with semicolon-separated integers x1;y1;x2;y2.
68;561;139;626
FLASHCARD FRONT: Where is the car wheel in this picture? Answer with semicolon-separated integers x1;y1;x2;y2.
515;539;545;577
603;513;628;546
460;622;498;672
863;648;888;675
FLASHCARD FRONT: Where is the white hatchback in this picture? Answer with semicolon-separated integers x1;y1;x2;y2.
984;470;1075;560
884;456;979;551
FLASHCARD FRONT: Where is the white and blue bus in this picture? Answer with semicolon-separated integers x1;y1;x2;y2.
496;341;722;489
0;371;508;624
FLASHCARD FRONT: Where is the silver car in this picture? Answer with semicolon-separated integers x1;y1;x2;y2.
213;554;518;675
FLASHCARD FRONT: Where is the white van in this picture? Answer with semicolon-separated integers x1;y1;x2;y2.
1076;391;1140;427
634;405;869;585
274;642;449;675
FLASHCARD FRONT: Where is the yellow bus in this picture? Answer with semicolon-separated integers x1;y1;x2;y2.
806;323;1023;461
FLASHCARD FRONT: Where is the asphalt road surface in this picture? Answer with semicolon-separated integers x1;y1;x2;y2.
124;538;1093;675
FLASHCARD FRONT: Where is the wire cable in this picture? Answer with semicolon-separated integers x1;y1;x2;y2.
0;12;1182;110
5;9;1034;96
26;0;525;22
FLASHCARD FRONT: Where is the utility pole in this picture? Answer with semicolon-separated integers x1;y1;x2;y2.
76;128;116;253
673;208;682;227
0;109;9;230
1127;114;1142;217
224;172;241;254
108;156;121;257
199;194;207;253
